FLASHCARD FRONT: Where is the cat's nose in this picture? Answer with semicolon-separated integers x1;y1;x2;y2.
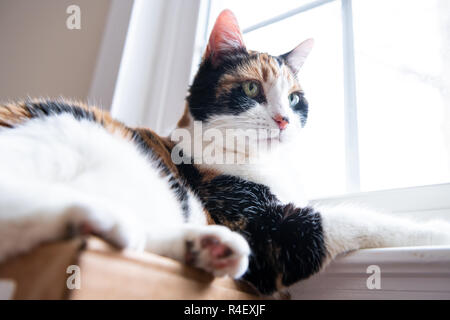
273;114;289;130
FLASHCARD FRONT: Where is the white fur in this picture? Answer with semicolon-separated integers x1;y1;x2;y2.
0;114;249;278
318;204;450;264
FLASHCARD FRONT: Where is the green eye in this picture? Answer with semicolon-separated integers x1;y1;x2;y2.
288;93;300;107
242;81;260;98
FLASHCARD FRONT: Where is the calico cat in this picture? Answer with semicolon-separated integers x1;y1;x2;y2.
0;9;449;298
0;99;250;279
169;10;450;294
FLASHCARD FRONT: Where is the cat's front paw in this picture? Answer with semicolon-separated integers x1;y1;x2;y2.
184;225;250;278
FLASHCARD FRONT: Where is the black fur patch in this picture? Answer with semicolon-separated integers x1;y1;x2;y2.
291;94;309;127
188;51;264;121
24;100;98;122
178;167;327;295
274;56;284;67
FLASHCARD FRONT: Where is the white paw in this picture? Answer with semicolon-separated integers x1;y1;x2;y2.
64;204;147;251
184;225;250;278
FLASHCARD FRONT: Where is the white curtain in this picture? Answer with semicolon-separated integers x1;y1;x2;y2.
111;0;205;134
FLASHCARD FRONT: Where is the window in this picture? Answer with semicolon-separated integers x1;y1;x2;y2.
352;0;450;192
198;0;450;199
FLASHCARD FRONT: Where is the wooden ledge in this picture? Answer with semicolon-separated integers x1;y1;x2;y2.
0;237;259;300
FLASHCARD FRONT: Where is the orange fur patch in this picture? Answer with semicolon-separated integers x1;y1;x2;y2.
216;52;302;98
0;101;32;127
135;128;181;178
0;99;132;138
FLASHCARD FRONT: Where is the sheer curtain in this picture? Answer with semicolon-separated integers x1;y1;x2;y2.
111;0;207;134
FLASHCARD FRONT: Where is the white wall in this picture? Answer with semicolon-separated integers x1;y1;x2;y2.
0;0;131;109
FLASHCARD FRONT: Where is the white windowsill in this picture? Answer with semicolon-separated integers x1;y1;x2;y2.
289;245;450;299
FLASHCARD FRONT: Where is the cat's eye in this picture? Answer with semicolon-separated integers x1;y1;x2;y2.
288;92;301;107
242;81;260;98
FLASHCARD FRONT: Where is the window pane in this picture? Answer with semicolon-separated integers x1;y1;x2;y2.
353;0;450;191
244;1;346;198
208;0;318;32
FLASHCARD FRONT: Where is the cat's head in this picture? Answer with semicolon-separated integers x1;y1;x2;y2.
178;10;313;159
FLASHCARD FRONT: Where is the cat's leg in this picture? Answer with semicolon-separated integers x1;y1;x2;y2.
235;203;450;294
143;224;250;278
0;174;250;278
317;204;450;261
194;175;450;293
0;176;147;263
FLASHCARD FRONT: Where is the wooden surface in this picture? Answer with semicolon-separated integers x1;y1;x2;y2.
0;237;259;300
0;238;83;299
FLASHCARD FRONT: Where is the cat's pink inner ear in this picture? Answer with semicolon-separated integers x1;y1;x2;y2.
283;38;315;74
205;10;246;65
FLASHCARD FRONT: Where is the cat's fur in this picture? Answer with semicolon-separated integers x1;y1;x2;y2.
0;99;250;279
0;9;449;297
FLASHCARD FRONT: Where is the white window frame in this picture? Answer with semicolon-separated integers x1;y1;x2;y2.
289;244;450;299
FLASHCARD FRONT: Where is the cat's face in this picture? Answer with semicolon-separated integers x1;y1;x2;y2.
185;10;313;152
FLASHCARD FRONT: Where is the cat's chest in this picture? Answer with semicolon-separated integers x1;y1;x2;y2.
204;162;309;208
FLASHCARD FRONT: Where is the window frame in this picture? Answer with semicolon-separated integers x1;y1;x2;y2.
310;183;450;217
289;244;450;299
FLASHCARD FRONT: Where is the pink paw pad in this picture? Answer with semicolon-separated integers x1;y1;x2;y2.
200;236;235;269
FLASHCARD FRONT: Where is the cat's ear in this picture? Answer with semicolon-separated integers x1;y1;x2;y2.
204;10;246;66
280;38;314;75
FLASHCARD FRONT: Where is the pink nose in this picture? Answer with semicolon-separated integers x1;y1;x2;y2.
273;114;289;130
